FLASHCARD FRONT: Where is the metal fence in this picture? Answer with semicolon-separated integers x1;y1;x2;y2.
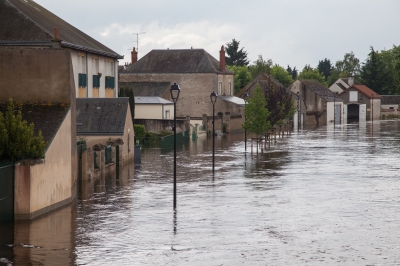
160;130;190;149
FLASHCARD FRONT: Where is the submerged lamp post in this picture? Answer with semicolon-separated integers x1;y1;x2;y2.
242;92;249;152
210;91;218;174
170;82;180;209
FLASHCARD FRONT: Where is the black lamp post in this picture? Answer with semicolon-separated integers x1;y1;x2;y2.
210;91;218;174
242;92;249;152
371;93;374;123
170;82;180;210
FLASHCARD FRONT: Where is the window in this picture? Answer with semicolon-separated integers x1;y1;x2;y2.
349;91;358;102
165;110;170;119
105;59;115;88
78;54;86;87
228;82;232;95
218;82;222;95
92;58;99;74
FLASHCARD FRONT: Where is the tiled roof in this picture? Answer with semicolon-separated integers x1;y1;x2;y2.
0;101;70;149
76;98;129;135
381;95;400;104
135;96;173;104
119;82;170;97
300;79;343;102
339;85;381;99
0;0;122;59
236;73;285;97
123;49;233;74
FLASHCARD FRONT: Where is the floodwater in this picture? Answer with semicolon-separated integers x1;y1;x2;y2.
1;120;400;265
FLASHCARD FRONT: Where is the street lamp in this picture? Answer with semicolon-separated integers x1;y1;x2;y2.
242;92;249;153
170;82;180;210
210;91;218;174
371;94;374;124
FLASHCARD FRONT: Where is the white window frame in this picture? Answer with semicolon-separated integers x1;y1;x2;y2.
349;91;358;102
218;82;222;95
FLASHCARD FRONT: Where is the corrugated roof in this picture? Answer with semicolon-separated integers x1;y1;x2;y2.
381;95;400;104
0;0;122;59
119;82;170;97
218;96;245;106
300;79;343;102
0;101;70;149
135;96;173;104
76;98;129;135
123;49;233;74
339;85;381;99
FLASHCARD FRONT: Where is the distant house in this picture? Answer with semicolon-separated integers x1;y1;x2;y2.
76;98;134;163
339;85;381;121
328;77;361;94
119;81;174;120
119;46;245;132
290;80;344;127
0;0;123;98
381;95;400;117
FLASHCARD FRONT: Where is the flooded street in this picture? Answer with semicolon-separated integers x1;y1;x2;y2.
2;120;400;265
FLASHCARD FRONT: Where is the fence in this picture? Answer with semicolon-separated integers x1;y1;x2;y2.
0;160;14;223
160;130;190;149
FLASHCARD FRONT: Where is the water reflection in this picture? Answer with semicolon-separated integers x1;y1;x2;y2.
1;120;400;265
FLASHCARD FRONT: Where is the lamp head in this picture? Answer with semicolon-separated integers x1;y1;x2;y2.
170;82;181;102
210;91;218;105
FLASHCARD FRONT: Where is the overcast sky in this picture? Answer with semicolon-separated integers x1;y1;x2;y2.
35;0;400;70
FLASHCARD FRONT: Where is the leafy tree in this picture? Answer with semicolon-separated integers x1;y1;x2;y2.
317;58;333;81
227;65;252;94
335;51;361;78
260;78;295;127
225;39;249;66
0;99;46;161
270;64;294;87
360;46;390;95
286;65;298;80
119;87;135;120
242;85;270;137
248;54;272;78
134;124;146;143
298;66;328;87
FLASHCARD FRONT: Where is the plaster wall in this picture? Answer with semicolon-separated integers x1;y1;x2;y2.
119;72;235;118
135;104;174;120
14;110;73;219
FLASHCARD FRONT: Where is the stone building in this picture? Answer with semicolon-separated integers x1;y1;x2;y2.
0;0;123;98
120;46;245;132
290;80;344;127
338;84;381;121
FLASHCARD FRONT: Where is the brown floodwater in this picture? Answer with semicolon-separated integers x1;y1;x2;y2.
1;120;400;265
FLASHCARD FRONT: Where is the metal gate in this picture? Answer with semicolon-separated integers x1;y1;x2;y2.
0;160;14;223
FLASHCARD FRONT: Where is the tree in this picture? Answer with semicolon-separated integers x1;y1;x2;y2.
298;66;328;87
317;58;333;81
248;54;272;78
360;46;390;95
119;87;135;120
225;39;250;66
227;65;252;94
286;65;298;80
335;51;361;78
0;99;46;161
270;64;294;87
260;78;295;127
242;85;270;137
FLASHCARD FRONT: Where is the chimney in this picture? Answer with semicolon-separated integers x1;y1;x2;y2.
219;45;225;72
348;76;354;86
131;47;138;65
51;27;62;48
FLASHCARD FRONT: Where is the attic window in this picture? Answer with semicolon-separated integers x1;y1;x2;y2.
349;91;358;102
97;107;101;110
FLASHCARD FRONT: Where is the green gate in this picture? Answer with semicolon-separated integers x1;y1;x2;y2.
0;160;14;223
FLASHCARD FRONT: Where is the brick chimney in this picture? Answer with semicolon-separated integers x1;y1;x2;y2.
131;47;138;65
219;45;225;73
51;27;62;48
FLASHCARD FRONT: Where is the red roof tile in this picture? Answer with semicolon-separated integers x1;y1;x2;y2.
339;85;381;99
